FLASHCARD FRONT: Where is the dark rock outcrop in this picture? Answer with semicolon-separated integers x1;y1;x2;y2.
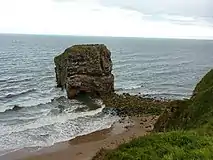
54;44;114;99
101;93;169;116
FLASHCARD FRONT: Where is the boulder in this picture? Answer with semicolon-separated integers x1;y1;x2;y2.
54;44;114;99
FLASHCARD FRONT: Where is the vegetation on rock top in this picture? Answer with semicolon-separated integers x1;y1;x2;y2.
54;44;107;64
193;69;213;97
154;69;213;131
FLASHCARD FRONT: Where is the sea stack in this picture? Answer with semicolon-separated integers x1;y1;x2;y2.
54;44;114;99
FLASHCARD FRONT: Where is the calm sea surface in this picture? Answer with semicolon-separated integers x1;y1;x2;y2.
0;34;213;154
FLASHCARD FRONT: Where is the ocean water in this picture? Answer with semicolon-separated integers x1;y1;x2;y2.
0;34;213;154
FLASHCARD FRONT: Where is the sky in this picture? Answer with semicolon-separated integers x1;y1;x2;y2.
0;0;213;39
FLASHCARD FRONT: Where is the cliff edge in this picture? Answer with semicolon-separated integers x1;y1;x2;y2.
154;69;213;131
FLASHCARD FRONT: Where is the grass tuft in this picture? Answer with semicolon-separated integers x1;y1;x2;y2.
93;131;213;160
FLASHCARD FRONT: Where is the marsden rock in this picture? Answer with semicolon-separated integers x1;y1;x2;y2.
54;44;114;99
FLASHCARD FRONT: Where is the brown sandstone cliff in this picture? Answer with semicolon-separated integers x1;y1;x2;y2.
54;44;114;99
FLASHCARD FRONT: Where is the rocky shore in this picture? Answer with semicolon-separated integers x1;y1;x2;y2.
101;93;170;116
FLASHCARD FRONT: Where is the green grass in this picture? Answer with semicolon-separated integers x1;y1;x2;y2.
193;69;213;97
154;69;213;131
93;131;213;160
185;86;213;129
93;69;213;160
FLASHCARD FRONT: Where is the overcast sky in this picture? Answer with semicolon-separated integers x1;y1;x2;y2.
0;0;213;39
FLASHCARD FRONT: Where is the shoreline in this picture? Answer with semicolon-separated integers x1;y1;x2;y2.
1;115;158;160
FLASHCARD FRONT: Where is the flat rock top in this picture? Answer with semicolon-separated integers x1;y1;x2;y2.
64;44;109;55
55;44;110;62
55;44;112;75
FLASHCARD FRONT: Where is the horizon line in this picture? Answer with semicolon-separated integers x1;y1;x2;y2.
0;32;213;41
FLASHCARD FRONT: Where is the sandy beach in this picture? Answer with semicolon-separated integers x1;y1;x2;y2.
1;115;158;160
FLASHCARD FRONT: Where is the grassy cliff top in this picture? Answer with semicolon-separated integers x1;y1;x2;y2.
154;69;213;131
93;131;213;160
193;69;213;97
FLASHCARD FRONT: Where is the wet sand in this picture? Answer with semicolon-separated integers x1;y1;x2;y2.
1;115;158;160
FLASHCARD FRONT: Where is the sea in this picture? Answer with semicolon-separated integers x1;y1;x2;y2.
0;34;213;155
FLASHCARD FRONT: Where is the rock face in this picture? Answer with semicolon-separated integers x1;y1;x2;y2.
54;44;114;99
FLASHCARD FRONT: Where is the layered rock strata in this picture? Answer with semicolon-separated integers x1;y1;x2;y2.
54;44;114;99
